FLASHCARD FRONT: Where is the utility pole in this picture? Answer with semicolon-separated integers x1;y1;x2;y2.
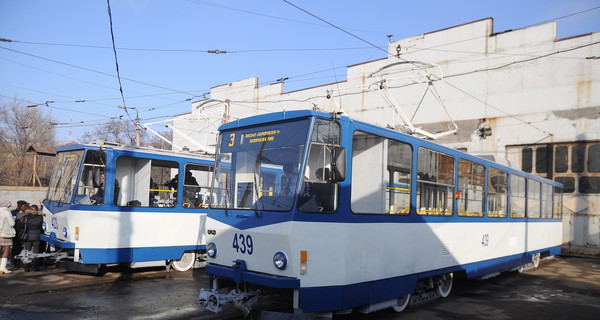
135;116;140;146
118;105;141;146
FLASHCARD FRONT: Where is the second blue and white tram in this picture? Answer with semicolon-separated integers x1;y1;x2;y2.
41;141;215;273
198;110;563;317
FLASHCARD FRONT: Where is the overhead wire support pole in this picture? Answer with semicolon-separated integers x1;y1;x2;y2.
118;105;141;146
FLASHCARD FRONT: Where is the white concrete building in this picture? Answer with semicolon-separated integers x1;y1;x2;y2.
169;18;600;255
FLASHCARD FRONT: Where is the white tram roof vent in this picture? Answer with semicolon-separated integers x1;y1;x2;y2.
92;140;121;147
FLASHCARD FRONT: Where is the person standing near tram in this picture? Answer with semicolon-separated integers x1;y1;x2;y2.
0;200;16;274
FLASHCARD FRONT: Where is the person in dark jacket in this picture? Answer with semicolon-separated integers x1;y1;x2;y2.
10;201;28;269
20;208;43;272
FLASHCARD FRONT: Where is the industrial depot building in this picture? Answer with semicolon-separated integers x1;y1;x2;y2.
168;18;599;256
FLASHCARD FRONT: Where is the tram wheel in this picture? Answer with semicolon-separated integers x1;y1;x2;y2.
171;252;196;272
392;294;411;312
436;273;453;298
532;253;541;269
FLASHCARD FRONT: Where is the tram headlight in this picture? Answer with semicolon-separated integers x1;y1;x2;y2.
42;221;47;232
62;227;69;238
207;242;217;258
273;251;288;270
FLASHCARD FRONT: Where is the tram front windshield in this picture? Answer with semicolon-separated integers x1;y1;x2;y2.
212;119;310;211
46;150;84;203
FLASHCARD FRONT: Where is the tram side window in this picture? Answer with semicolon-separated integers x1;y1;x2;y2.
298;119;342;213
417;148;454;216
541;183;553;219
116;157;179;208
74;150;106;206
300;142;339;213
387;140;412;215
488;168;508;218
181;164;213;208
527;180;541;218
351;131;412;215
510;174;526;218
554;187;563;219
457;159;484;217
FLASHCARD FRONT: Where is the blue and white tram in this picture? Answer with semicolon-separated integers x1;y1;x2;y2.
41;141;215;273
197;110;563;316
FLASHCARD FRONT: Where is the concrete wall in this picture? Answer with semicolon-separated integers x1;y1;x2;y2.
173;18;600;255
0;186;47;210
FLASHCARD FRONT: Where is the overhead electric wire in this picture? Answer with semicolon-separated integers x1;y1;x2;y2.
1;39;374;54
0;46;197;96
281;0;392;59
0;94;115;120
107;0;126;108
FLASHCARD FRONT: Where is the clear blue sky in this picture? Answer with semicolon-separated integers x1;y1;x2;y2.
1;0;599;142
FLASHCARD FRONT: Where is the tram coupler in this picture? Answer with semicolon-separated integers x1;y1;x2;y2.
196;288;259;314
14;250;68;265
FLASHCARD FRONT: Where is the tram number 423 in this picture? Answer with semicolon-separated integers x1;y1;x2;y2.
232;233;254;255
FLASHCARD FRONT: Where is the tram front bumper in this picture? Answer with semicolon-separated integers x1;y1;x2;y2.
41;232;76;249
206;259;300;289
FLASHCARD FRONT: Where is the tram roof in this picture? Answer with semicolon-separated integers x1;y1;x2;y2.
55;141;214;160
219;110;329;131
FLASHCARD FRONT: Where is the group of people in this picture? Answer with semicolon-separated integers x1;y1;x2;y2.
0;199;44;274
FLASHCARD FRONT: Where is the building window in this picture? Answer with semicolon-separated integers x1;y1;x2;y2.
580;176;600;194
554;177;575;193
522;148;533;173
535;147;549;174
572;144;585;173
555;146;568;173
588;144;600;173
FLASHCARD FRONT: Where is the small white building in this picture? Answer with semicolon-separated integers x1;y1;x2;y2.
170;18;600;256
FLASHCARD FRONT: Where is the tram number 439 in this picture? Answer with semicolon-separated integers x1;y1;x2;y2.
232;233;254;255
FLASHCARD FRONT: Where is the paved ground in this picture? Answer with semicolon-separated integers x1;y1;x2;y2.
0;256;599;319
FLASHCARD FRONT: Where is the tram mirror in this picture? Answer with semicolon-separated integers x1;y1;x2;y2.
331;147;346;182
